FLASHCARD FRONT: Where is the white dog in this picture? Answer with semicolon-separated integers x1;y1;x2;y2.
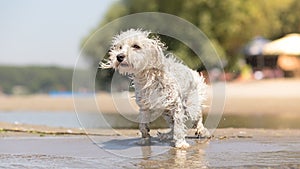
101;29;210;148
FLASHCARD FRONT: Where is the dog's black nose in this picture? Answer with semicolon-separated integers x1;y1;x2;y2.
117;54;125;62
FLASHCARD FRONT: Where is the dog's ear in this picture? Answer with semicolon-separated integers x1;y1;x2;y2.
148;32;157;40
99;50;113;69
99;58;112;69
148;33;167;51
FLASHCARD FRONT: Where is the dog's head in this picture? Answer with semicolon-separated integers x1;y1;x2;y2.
101;29;166;75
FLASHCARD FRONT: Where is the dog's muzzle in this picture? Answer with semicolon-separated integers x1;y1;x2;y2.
117;53;125;62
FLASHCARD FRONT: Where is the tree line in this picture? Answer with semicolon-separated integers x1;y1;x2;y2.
82;0;300;90
0;66;73;94
82;0;300;70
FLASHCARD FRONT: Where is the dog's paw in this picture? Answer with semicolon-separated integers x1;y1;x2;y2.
175;140;190;149
157;131;173;141
195;128;211;138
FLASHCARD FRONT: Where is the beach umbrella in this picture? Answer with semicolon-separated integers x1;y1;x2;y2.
243;36;270;56
263;33;300;56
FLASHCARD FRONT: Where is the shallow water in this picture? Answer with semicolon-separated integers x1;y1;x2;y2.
0;111;80;128
0;135;299;168
1;111;300;129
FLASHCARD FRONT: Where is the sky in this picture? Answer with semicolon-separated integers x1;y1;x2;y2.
0;0;115;68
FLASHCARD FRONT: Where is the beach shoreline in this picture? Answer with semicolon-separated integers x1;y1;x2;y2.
0;78;299;115
1;124;300;169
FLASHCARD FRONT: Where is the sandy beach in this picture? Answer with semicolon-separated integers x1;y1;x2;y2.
1;79;299;115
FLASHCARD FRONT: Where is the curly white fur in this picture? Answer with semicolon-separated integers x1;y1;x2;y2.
101;29;210;148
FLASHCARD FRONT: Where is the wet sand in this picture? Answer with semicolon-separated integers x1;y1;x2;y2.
1;128;300;168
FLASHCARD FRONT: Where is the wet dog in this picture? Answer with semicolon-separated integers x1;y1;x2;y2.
101;29;210;148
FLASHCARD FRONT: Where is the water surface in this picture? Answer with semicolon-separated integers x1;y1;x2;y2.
1;111;300;129
0;135;299;168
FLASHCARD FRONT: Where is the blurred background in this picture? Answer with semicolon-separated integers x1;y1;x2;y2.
0;0;299;130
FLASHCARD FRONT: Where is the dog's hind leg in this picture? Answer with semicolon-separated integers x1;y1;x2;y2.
185;88;210;138
194;116;210;138
172;98;190;148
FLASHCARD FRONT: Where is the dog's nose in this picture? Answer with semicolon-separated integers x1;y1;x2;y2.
117;54;125;62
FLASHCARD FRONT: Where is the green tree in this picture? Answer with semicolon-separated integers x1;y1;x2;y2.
280;0;300;36
0;66;73;94
82;0;299;90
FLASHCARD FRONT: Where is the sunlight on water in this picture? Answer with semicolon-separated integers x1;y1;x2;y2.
0;111;300;129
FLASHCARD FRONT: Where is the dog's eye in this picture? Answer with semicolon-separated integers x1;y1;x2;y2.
119;46;122;50
132;44;141;49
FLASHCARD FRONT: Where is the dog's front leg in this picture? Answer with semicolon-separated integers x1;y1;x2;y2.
138;110;151;145
139;123;150;138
